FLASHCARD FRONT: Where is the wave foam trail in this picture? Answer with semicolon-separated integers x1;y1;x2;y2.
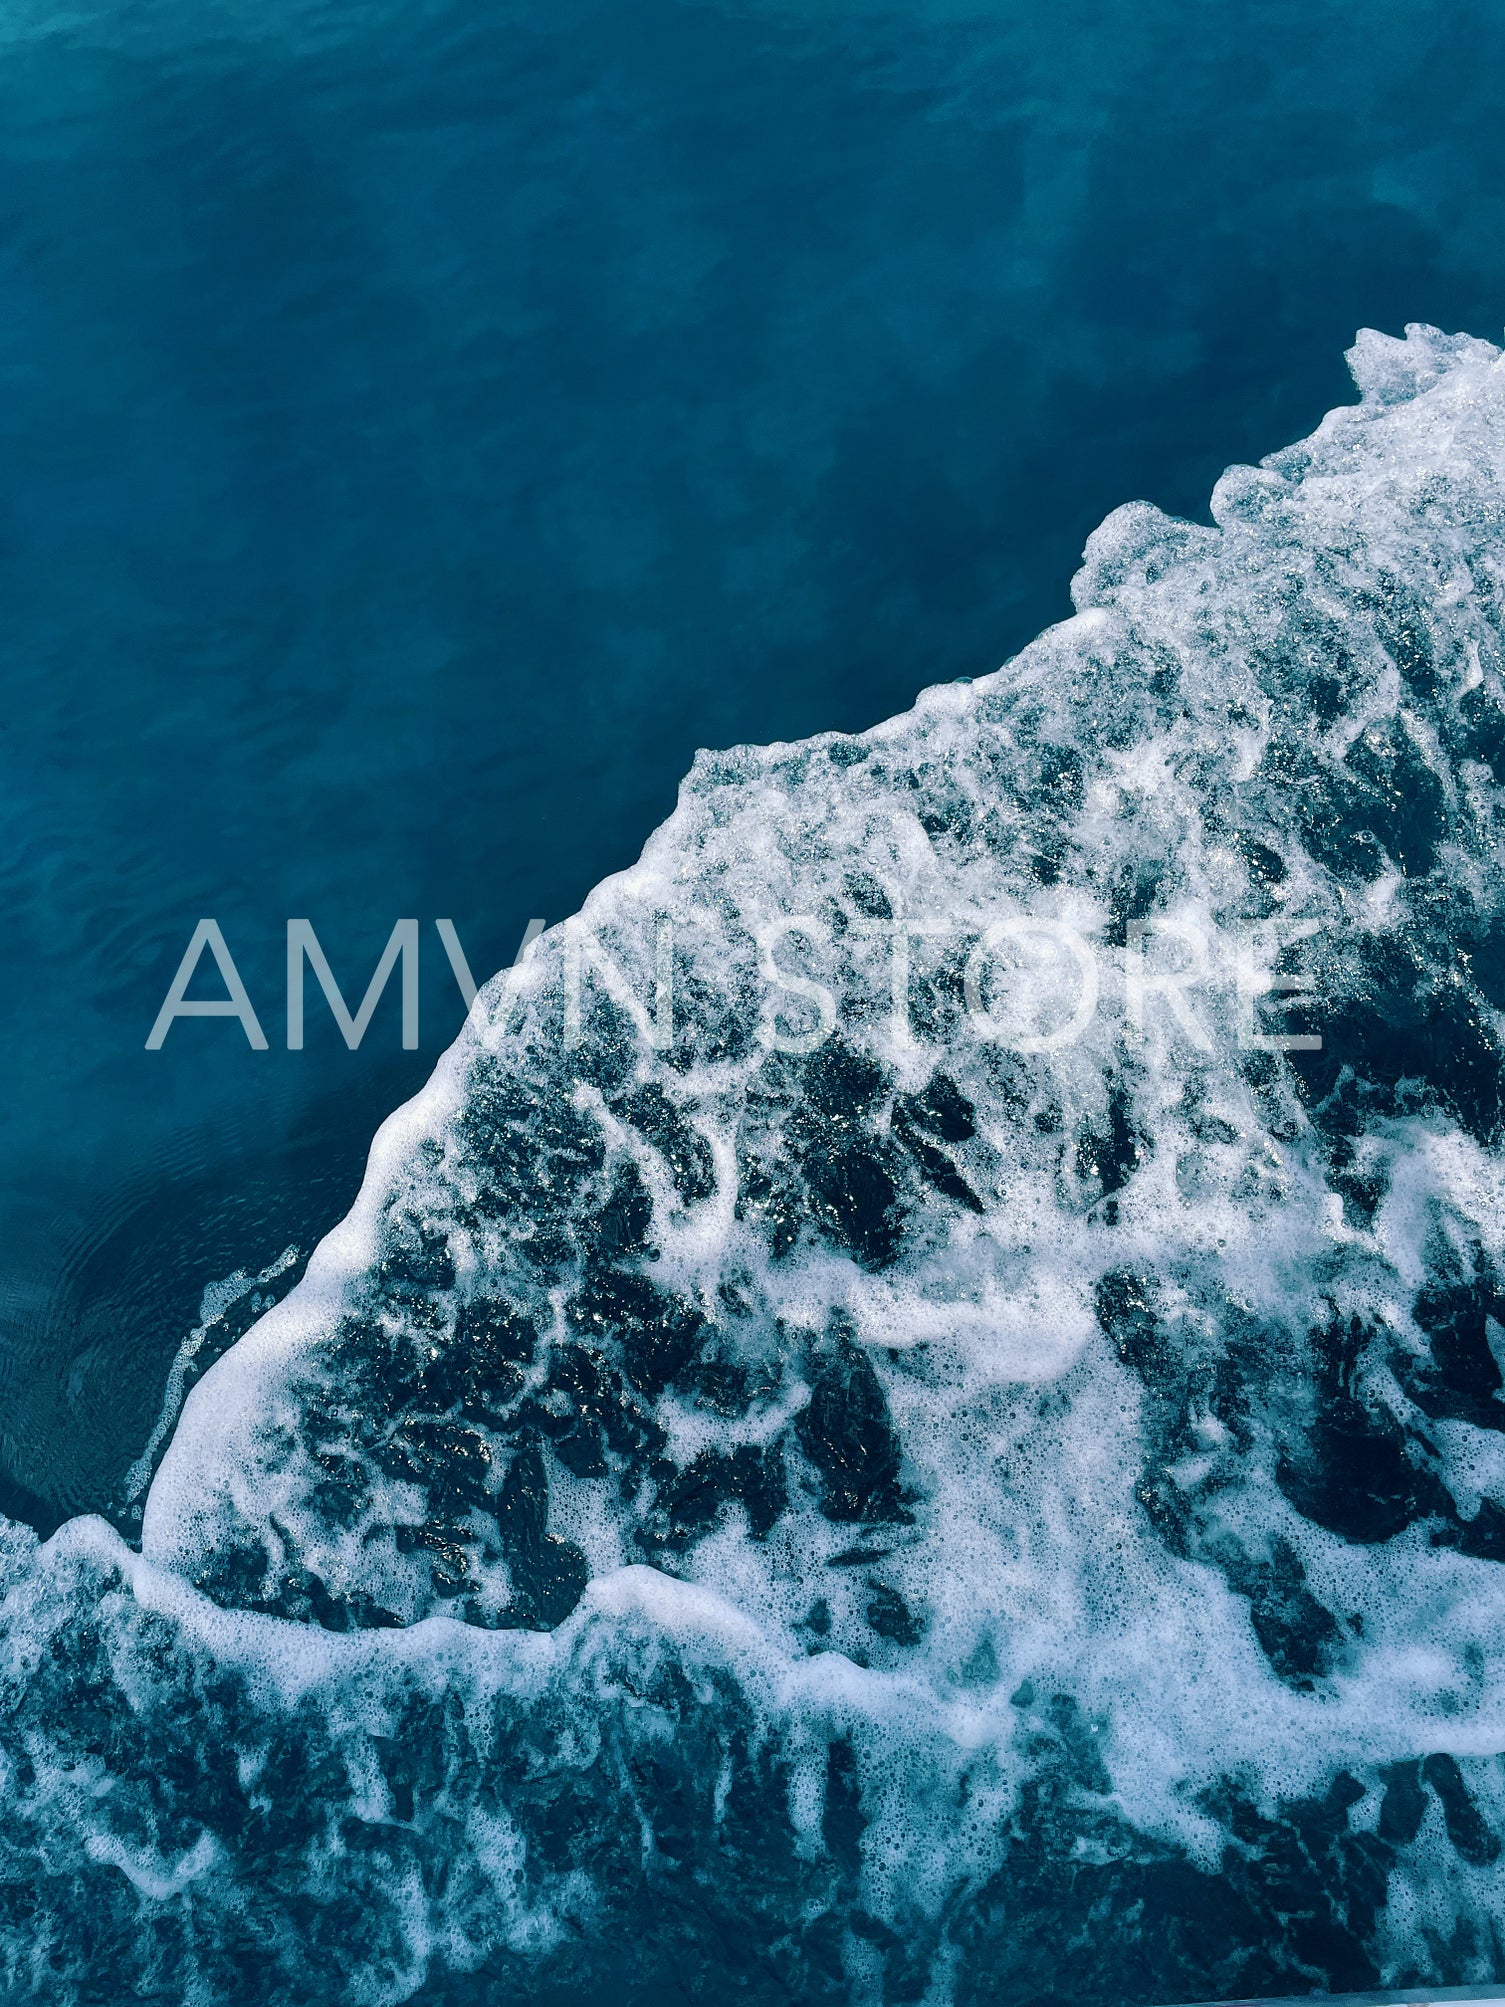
6;323;1505;2003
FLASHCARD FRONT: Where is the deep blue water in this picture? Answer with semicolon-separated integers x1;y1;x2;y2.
0;0;1501;1527
4;7;1505;2001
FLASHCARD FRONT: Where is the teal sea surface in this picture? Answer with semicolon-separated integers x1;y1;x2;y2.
2;4;1505;2002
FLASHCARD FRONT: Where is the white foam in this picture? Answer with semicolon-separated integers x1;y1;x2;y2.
18;323;1505;2000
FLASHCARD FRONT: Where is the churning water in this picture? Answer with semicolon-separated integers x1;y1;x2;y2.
6;326;1505;2003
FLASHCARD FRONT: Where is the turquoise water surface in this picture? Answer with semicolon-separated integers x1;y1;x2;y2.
3;6;1505;2003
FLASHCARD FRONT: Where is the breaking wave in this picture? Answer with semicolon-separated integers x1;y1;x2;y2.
7;323;1505;2004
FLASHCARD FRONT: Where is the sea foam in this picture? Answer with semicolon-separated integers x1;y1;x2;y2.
5;324;1505;2004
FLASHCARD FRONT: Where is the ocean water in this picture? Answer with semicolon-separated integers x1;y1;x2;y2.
8;320;1505;2002
3;2;1505;2003
4;0;1505;1529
